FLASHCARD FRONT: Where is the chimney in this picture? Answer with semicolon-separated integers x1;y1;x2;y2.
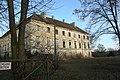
62;19;65;23
40;12;46;19
52;16;54;20
33;12;36;15
70;22;75;26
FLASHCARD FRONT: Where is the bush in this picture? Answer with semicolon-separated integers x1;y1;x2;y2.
92;52;108;57
107;51;116;56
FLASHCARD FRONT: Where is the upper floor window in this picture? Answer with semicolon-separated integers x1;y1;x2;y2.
56;39;59;48
7;43;9;51
69;40;71;48
55;29;58;34
88;43;90;49
83;35;85;39
78;35;80;38
68;32;71;37
47;37;50;47
63;40;66;48
74;41;77;48
36;25;41;31
5;44;6;51
35;36;40;47
79;42;81;48
25;37;29;46
62;31;65;36
84;42;86;49
47;27;50;33
74;34;76;38
87;36;89;40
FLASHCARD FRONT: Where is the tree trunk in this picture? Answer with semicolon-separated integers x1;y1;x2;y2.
17;0;29;79
18;0;29;59
7;0;18;80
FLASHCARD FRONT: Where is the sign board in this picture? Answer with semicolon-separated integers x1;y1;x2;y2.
0;62;11;70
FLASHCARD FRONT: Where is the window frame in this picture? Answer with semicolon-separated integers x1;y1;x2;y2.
74;41;77;48
63;40;66;48
68;32;71;37
62;31;65;36
69;40;71;48
78;35;80;38
47;27;50;33
55;29;58;34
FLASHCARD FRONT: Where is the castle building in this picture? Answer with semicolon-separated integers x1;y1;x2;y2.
0;12;91;59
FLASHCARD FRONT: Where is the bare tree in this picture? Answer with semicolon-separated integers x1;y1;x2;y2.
95;44;106;52
0;0;54;79
73;0;120;48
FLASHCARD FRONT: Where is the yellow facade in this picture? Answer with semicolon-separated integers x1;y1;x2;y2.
0;12;91;58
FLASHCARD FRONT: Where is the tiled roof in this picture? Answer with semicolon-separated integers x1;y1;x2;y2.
0;13;89;38
30;13;89;34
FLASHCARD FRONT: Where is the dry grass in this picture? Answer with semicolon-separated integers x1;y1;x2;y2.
1;56;120;80
49;56;120;80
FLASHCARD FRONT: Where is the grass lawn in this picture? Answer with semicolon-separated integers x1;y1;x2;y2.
1;56;120;80
50;56;120;80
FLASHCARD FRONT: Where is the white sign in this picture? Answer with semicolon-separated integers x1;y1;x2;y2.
0;62;11;70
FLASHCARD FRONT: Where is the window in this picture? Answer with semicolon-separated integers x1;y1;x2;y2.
84;42;86;49
89;52;91;56
47;27;50;33
56;39;59;48
87;36;89;40
79;42;81;48
36;25;40;31
25;37;29;46
68;32;71;37
74;41;77;48
63;40;65;48
78;35;80;38
5;44;6;51
83;35;85;39
69;40;71;48
55;29;58;34
36;36;40;40
7;43;9;51
88;43;90;49
47;37;50;47
8;43;10;51
35;36;40;47
62;31;65;36
74;34;76;38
